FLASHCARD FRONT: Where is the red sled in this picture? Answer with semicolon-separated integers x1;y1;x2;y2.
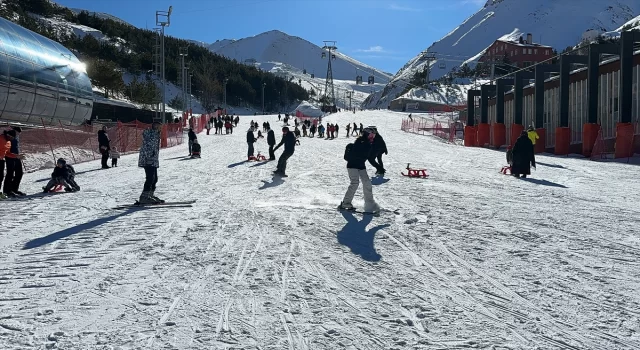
500;165;512;175
401;163;429;178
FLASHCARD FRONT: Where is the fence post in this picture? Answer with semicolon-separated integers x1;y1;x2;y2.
41;118;57;165
58;120;77;164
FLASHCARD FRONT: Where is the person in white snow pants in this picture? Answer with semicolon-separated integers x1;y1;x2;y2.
339;127;380;213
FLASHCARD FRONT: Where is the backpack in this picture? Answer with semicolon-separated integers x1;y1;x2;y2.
344;143;354;161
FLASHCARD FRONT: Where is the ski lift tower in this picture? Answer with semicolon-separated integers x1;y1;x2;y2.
155;5;172;123
321;41;338;113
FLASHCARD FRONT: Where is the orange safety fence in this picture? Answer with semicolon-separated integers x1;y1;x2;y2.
1;118;184;172
400;115;463;143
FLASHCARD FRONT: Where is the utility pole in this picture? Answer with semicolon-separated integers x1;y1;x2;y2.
223;78;228;111
188;73;193;113
423;51;437;85
321;41;338;113
346;90;353;111
178;47;188;116
155;6;172;123
262;82;266;115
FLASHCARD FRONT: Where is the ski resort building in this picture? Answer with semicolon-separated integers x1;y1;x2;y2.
465;30;640;159
0;17;94;126
478;33;554;69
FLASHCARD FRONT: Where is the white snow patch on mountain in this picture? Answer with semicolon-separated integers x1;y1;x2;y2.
365;0;640;108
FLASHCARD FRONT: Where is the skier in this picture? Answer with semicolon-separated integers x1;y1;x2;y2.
338;128;380;213
247;127;257;160
98;125;111;169
367;127;387;175
42;158;80;193
138;121;164;204
273;126;297;177
191;140;201;158
0;129;15;199
111;147;120;167
267;127;276;161
188;128;197;156
511;131;536;178
345;123;351;137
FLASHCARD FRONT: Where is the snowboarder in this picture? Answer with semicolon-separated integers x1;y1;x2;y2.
367;127;387;175
98;125;111;169
247;127;257;159
339;128;380;213
191;139;201;158
111;147;120;167
138;121;164;204
267;127;276;161
188;128;197;156
42;158;80;193
511;131;536;178
273;126;297;177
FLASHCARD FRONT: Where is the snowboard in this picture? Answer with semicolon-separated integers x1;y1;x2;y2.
112;200;197;210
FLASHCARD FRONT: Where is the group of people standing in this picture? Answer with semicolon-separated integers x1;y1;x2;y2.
208;114;239;135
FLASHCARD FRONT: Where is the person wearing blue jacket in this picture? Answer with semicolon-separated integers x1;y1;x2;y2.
273;127;298;177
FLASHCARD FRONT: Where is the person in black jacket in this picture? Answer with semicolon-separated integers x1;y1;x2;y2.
43;158;80;192
247;127;257;159
273;127;297;176
339;128;380;213
188;128;197;156
367;127;388;175
511;131;536;178
97;126;111;169
267;127;276;160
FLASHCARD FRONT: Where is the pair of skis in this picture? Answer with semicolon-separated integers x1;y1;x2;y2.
111;200;196;210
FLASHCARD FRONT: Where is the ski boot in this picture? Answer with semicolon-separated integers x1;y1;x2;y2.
149;191;165;203
138;191;157;205
338;202;355;211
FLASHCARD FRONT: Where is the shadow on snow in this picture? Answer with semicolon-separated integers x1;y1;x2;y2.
336;211;389;262
23;207;152;250
228;160;249;168
520;177;568;188
371;176;390;186
259;176;284;189
536;162;567;169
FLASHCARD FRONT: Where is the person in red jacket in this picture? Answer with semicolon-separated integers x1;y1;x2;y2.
3;127;25;197
0;129;15;199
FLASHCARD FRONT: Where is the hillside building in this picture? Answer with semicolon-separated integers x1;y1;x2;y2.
478;33;554;68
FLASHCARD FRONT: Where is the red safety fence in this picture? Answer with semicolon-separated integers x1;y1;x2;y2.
401;115;463;143
1;118;185;172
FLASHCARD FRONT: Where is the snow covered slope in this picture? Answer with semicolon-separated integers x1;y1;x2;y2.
603;14;640;39
1;110;639;349
68;8;132;27
209;30;393;83
365;0;640;108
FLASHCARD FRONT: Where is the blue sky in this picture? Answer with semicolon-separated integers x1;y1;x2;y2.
54;0;485;74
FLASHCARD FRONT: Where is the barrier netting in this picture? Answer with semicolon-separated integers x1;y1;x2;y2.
0;116;211;172
401;115;463;143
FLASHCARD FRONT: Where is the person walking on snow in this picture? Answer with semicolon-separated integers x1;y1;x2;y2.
188;128;197;156
339;128;380;213
511;131;536;178
3;127;25;197
0;129;15;199
367;127;387;175
98;125;111;169
267;127;276;160
247;127;257;159
138;121;164;204
273;126;297;177
345;123;351;137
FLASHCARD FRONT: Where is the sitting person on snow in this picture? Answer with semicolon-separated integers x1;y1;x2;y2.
43;158;80;193
191;139;201;158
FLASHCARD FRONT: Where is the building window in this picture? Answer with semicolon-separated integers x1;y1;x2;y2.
510;51;513;57
528;49;532;54
523;48;526;54
534;49;538;54
546;50;549;55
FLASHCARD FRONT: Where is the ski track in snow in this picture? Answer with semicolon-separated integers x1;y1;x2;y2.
0;110;639;349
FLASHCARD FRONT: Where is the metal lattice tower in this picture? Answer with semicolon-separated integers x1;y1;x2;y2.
152;28;163;121
321;41;337;113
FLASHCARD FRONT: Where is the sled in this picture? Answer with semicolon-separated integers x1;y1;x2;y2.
500;165;512;175
401;163;429;178
52;184;64;192
249;152;267;161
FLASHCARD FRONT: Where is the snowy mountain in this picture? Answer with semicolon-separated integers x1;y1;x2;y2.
603;14;640;39
68;8;132;27
364;0;640;108
209;30;393;83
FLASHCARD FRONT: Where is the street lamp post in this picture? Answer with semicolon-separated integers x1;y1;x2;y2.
223;78;228;112
262;83;266;115
156;6;172;123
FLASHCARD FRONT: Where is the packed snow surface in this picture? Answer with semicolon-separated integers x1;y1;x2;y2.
1;110;639;349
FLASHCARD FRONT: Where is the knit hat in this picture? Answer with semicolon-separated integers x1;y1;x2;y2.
57;158;66;165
